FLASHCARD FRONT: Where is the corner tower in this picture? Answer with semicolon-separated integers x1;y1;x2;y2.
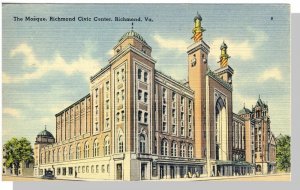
187;13;210;159
215;41;234;85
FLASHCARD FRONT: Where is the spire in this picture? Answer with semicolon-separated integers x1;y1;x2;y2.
131;22;134;31
192;12;205;42
44;124;47;130
218;41;230;67
243;102;245;108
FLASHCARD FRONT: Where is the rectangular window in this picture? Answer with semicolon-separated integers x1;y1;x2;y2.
144;92;148;102
106;81;109;90
163;105;166;115
95;88;98;98
107;164;110;173
95;105;98;115
138;69;142;80
162;122;167;132
144;72;148;83
138;111;142;122
62;167;66;176
68;167;73;176
144;112;148;123
121;111;125;121
172;125;176;134
138;90;142;100
95;122;99;131
172;92;176;101
96;165;99;173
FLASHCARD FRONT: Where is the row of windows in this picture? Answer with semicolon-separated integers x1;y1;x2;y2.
162;122;192;137
162;88;193;109
56;164;110;176
160;139;193;158
40;137;111;164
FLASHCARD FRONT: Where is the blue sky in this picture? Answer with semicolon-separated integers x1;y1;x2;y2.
2;4;290;145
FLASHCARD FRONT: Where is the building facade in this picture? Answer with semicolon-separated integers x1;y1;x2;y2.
33;14;276;180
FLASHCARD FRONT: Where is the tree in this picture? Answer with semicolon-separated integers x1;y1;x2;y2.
3;137;34;176
276;134;291;172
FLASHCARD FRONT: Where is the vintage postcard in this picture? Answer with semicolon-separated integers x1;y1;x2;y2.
2;4;291;182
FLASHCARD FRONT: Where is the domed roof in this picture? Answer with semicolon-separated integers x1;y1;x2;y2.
119;30;148;44
37;129;54;139
238;107;251;115
194;12;202;21
220;41;228;50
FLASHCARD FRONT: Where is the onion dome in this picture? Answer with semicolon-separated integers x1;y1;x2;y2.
35;127;55;144
238;107;251;115
220;41;228;50
194;12;202;21
119;30;148;45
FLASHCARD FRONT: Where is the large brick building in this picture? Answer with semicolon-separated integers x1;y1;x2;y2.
33;13;276;180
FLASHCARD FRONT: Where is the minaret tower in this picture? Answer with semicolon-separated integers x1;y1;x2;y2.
187;13;210;159
215;41;234;85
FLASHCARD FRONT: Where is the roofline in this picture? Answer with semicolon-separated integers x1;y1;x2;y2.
55;93;90;116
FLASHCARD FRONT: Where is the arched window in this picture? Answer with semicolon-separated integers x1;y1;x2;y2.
76;143;81;159
161;139;168;156
215;97;226;160
118;135;124;153
93;139;99;157
139;134;146;153
180;144;186;157
69;145;73;160
104;136;110;156
63;147;67;161
84;141;89;158
171;141;177;157
188;144;193;158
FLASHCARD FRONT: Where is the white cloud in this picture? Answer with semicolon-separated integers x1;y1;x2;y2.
3;108;21;117
210;28;269;62
233;93;257;112
258;67;283;82
153;34;189;53
210;38;254;62
4;43;102;84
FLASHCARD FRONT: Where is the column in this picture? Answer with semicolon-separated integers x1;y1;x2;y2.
176;166;181;178
166;165;171;179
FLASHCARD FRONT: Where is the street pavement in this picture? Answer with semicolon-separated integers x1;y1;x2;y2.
2;173;291;182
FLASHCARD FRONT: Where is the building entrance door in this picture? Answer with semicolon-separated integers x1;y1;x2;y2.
160;165;164;179
116;164;122;180
141;163;147;180
170;166;175;179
